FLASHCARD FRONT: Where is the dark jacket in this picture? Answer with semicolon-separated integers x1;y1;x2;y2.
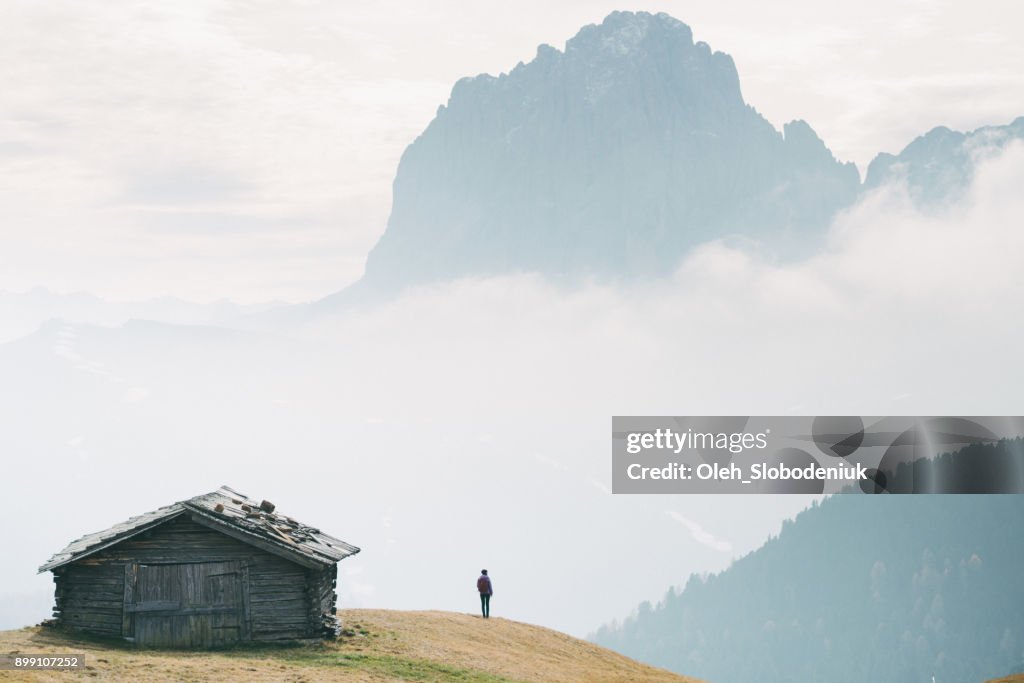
477;575;493;595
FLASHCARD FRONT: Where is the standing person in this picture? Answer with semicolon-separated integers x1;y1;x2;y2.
477;569;493;618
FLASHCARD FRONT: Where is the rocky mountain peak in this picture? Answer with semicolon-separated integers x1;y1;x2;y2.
346;12;861;297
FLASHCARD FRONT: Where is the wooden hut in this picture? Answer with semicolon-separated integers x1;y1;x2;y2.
39;485;360;647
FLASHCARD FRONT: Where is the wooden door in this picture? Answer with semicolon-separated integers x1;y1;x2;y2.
124;561;247;647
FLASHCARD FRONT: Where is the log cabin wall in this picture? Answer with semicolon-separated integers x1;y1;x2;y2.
52;514;329;642
312;563;339;636
52;562;123;637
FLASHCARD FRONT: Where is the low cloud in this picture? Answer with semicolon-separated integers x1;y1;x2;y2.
305;142;1024;422
665;511;733;553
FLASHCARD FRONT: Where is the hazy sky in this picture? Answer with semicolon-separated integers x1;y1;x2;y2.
2;0;1023;303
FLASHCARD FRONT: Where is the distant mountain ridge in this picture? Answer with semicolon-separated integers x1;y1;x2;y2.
865;116;1024;203
0;288;280;344
321;11;1023;305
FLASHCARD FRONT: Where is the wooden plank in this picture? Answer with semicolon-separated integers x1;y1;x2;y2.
124;600;181;613
66;623;121;635
241;564;252;641
64;612;123;627
61;611;123;622
122;563;135;638
60;588;121;601
60;582;123;596
59;599;124;611
267;524;299;546
127;605;239;616
59;580;124;591
248;585;306;596
249;596;307;605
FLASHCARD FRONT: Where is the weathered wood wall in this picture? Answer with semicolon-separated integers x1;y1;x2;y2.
312;562;339;635
52;562;123;637
51;514;338;643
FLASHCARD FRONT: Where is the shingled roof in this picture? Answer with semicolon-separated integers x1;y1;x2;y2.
39;485;360;572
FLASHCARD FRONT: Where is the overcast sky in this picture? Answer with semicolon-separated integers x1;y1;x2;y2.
2;0;1023;303
2;1;1023;637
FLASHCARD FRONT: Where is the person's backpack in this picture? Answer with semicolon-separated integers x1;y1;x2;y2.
477;576;490;593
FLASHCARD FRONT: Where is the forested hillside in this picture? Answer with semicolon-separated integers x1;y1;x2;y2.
594;439;1024;683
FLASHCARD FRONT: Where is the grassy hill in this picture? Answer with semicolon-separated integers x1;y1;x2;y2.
0;609;695;682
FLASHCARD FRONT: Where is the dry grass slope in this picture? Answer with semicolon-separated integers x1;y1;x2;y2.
0;609;698;682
